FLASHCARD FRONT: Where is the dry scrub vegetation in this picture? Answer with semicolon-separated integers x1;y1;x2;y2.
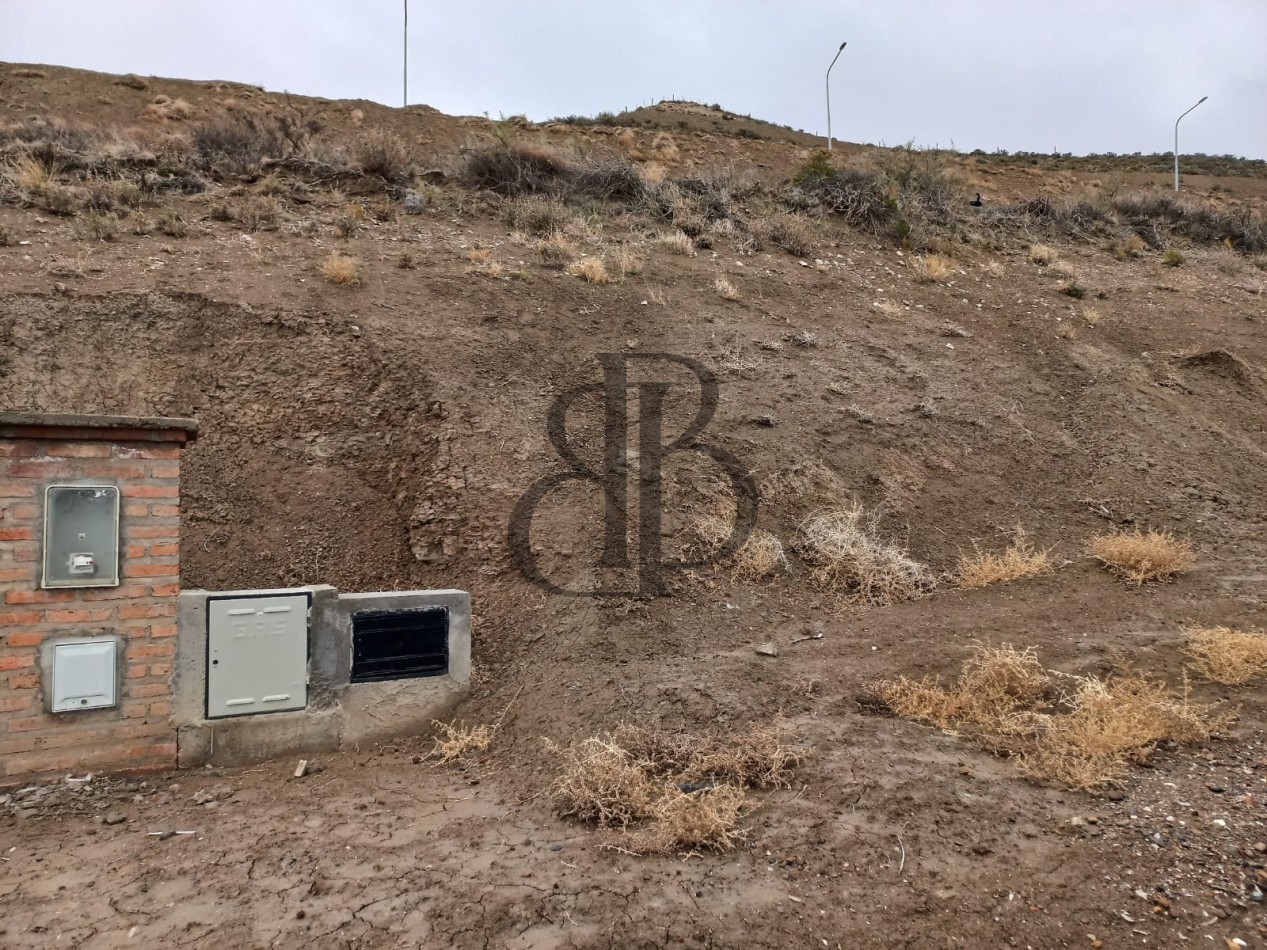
1086;527;1196;585
1185;626;1267;685
956;530;1054;588
320;252;361;285
873;645;1230;790
794;502;935;606
547;721;802;853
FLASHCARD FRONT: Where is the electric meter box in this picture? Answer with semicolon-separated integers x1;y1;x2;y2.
41;485;121;588
206;593;309;719
50;636;118;713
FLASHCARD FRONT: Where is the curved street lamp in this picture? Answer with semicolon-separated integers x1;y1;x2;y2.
826;41;847;152
1174;96;1207;192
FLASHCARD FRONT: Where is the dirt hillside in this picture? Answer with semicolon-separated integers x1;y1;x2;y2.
2;62;1267;949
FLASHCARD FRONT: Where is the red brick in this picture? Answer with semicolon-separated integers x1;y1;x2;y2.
119;625;151;640
128;526;179;540
0;568;33;583
148;505;181;518
120;701;149;719
118;603;175;620
125;544;145;559
0;486;36;499
148;663;171;677
4;589;74;605
7;461;75;478
42;443;114;459
9;544;39;563
44;608;93;623
6;505;39;521
149;583;180;597
123;503;149;518
7;715;47;732
121;483;179;499
129;683;169;699
149;543;180;558
0;655;35;671
7;673;39;689
0;527;34;542
126;563;178;578
0;610;41;627
82;584;148;601
128;642;174;658
126;663;148;679
114;444;181;459
149;464;180;479
0;694;33;713
149;624;177;638
147;701;172;717
4;632;44;648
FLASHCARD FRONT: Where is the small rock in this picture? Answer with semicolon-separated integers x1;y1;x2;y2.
1068;816;1086;827
1209;785;1225;793
102;812;126;826
755;642;779;657
1106;790;1125;802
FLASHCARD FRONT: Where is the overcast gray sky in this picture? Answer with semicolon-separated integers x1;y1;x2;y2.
3;1;1264;159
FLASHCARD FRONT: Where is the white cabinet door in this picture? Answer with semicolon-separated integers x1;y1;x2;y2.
207;595;308;718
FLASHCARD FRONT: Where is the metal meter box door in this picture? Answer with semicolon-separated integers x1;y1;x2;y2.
42;485;121;588
206;594;309;719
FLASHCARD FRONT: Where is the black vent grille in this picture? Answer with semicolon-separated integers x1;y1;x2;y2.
351;607;449;682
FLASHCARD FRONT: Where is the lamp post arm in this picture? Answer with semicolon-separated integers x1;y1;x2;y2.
826;43;846;153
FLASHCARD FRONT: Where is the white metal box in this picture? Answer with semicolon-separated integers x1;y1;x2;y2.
51;637;118;712
206;594;308;719
42;485;121;588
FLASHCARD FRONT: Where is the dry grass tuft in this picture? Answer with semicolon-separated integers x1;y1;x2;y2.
875;646;1229;790
566;256;612;284
656;231;696;256
320;253;361;285
1029;244;1058;265
613;245;644;277
794;502;935;607
548;720;802;852
548;737;658;827
956;530;1055;589
714;276;741;300
428;721;494;764
1185;626;1267;685
911;253;954;283
646;785;748;853
693;516;788;581
1021;674;1228;790
1086;527;1195;585
536;232;577;266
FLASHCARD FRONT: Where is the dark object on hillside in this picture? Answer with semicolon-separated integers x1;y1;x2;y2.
969;193;984;207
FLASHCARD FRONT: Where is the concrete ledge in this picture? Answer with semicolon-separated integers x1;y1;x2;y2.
0;412;199;443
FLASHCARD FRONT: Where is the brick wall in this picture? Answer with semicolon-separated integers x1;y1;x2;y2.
0;431;190;779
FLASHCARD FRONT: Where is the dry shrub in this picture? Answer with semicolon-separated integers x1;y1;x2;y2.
876;645;1050;733
875;646;1229;790
144;95;195;122
234;194;282;231
1185;626;1267;685
505;195;574;236
428;721;494;764
1086;527;1195;585
353;129;411;182
566;256;611;284
468;261;508;279
759;213;815;257
693;515;787;581
714;276;741;300
911;253;953;283
1112;233;1146;260
794;502;935;607
613;245;643;276
5;155;56;194
536;232;577;266
549;720;802;851
1029;243;1058;265
548;736;658;828
656;231;696;256
465;246;492;264
646;785;747;853
320;252;361;285
957;530;1054;589
1021;675;1228;790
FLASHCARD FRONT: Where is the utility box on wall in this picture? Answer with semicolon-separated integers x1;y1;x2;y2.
0;412;198;779
206;594;309;718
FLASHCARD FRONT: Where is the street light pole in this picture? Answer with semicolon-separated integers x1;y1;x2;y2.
1173;95;1207;192
826;41;847;152
402;0;409;108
